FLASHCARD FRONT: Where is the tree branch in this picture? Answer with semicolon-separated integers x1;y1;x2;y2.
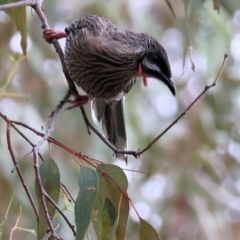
0;0;229;161
2;114;39;219
44;192;76;236
138;53;228;155
0;0;35;10
33;147;60;239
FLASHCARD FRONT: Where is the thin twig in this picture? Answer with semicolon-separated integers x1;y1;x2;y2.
32;2;49;29
79;107;91;135
138;53;228;155
10;91;71;171
0;0;35;10
1;115;93;163
44;192;76;236
78;115;139;157
9;205;22;240
11;124;45;162
3;118;39;219
7;120;76;228
35;91;70;150
60;183;75;203
33;147;60;240
33;3;92;136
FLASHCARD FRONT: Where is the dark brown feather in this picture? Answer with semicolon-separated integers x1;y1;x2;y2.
64;15;175;161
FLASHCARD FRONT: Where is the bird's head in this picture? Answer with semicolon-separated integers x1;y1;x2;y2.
139;34;176;96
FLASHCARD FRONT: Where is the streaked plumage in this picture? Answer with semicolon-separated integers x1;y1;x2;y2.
64;15;175;161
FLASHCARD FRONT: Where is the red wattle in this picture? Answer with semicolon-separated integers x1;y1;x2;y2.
143;77;148;87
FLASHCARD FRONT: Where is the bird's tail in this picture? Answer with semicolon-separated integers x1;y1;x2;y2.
91;99;127;162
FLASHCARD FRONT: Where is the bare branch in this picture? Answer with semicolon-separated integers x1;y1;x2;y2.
138;53;228;155
33;147;60;240
35;91;70;150
1;113;39;219
6;120;76;234
0;0;35;11
60;183;75;202
31;3;92;151
44;192;76;236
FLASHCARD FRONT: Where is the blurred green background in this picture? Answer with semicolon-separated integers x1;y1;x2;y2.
1;0;240;239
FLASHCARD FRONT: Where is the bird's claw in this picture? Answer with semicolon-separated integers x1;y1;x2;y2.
133;148;141;158
113;148;141;159
64;95;90;110
43;29;67;44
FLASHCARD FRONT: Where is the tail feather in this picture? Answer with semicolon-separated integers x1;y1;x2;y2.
91;98;127;162
91;98;106;123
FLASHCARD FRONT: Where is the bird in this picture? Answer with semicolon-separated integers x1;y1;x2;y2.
43;15;176;162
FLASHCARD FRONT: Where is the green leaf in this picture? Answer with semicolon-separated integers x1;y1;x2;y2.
0;0;27;55
107;216;119;240
164;0;176;19
75;166;98;240
35;158;60;240
139;218;161;240
99;164;129;240
91;171;105;240
102;198;117;240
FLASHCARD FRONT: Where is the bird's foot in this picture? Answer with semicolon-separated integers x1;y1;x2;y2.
43;29;67;44
132;148;141;158
65;94;91;110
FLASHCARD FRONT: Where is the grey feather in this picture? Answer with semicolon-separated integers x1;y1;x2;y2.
91;99;127;161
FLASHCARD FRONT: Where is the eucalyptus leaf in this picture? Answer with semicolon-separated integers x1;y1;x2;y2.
35;158;60;240
75;166;98;240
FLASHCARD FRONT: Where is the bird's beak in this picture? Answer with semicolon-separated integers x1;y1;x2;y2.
140;58;176;96
157;72;176;96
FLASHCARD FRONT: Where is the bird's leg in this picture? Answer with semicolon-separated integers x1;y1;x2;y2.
43;29;67;44
137;63;148;87
65;93;91;110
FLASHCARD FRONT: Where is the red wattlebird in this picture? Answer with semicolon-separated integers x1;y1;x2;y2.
43;15;176;162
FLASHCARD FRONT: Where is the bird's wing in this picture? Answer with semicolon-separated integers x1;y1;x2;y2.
67;16;144;59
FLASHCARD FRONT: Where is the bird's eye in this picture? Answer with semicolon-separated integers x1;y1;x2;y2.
149;53;157;61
